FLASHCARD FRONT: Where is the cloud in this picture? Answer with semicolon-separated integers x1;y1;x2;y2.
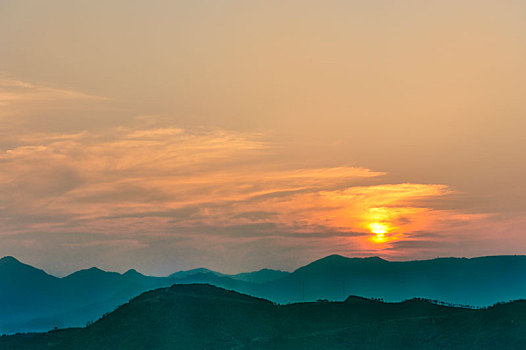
0;117;470;247
0;79;497;274
388;240;446;250
0;78;105;105
0;78;108;121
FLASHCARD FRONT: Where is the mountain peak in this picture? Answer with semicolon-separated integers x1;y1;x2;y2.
364;256;386;262
0;256;33;269
123;269;144;277
319;255;387;263
306;254;386;265
169;267;218;279
86;266;104;273
293;254;388;276
321;254;347;260
0;255;24;264
231;268;290;283
64;266;114;280
0;256;28;273
0;256;55;282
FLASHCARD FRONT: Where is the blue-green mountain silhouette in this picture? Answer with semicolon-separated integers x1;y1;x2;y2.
0;257;169;334
254;254;526;305
1;284;525;349
230;268;290;284
168;267;288;284
3;254;526;334
0;257;284;334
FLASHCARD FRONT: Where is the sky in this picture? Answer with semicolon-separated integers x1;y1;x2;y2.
1;0;525;276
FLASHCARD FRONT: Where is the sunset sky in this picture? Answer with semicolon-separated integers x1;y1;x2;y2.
1;0;525;276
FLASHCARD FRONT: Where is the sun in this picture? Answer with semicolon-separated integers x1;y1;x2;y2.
369;222;389;243
369;222;388;234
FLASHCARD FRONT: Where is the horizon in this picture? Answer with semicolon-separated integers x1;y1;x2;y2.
1;0;525;276
3;253;526;278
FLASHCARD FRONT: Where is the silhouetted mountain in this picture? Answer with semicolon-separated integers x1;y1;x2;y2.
230;268;289;284
168;267;288;284
0;256;57;289
168;267;221;279
2;284;525;349
3;254;526;335
172;271;257;296
0;257;61;332
255;255;526;306
0;260;170;334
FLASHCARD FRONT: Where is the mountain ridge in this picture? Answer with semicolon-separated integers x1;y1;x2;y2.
3;254;526;334
2;284;526;349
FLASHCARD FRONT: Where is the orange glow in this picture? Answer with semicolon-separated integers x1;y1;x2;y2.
368;223;389;243
372;232;386;243
370;222;388;233
0;108;474;251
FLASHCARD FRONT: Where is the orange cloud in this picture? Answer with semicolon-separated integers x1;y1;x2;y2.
0;80;493;264
0;117;486;253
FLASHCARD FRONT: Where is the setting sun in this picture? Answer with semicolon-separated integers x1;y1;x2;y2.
369;223;389;243
369;223;388;234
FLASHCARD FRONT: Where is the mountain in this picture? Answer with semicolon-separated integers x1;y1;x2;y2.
0;256;54;282
0;258;170;334
0;258;271;335
254;255;526;306
3;254;526;335
171;271;255;293
1;284;525;350
0;257;61;330
168;267;221;279
169;267;289;284
230;268;290;284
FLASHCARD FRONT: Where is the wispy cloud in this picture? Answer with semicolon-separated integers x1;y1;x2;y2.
0;77;107;111
0;79;497;273
0;116;476;246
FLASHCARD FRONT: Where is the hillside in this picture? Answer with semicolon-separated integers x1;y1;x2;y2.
1;284;525;350
0;257;170;334
255;255;526;305
3;254;526;334
0;257;275;334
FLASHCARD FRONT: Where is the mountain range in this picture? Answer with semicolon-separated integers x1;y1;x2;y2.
2;254;526;334
2;284;525;349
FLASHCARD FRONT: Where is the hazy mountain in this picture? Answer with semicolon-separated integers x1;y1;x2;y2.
230;268;290;284
3;254;526;335
0;257;60;328
169;267;289;284
0;257;170;334
168;267;221;279
171;271;255;293
2;284;525;350
255;254;526;306
0;258;271;334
